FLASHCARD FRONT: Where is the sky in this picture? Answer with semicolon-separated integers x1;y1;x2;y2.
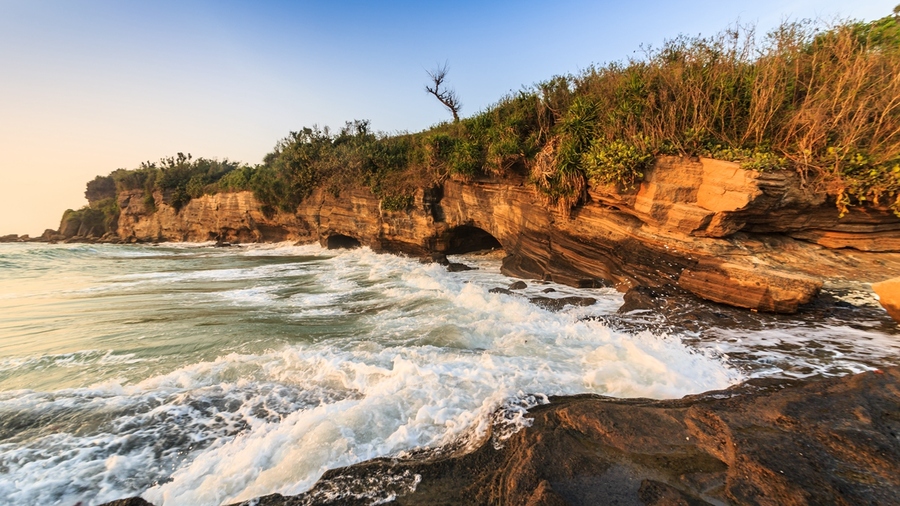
0;0;895;236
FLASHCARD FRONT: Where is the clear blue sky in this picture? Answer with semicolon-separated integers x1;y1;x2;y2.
1;0;894;235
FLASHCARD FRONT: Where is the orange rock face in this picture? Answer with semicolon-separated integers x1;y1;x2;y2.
115;190;308;243
109;157;900;313
679;261;822;313
872;276;900;323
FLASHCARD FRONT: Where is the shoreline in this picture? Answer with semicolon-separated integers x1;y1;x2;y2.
97;368;900;506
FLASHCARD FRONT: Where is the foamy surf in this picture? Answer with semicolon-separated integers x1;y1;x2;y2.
1;242;893;505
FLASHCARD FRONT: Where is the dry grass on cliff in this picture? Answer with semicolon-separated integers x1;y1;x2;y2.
561;14;900;214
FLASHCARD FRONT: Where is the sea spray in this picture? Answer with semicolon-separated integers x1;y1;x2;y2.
0;242;894;505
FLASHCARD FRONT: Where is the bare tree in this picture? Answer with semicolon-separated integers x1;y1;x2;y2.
425;62;461;122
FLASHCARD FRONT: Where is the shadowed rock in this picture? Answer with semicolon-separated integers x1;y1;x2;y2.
508;281;528;290
529;296;597;311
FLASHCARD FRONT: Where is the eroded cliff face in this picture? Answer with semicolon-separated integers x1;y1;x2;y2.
116;190;309;243
112;157;900;313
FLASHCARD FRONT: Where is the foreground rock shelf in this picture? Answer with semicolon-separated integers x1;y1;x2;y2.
245;368;900;506
101;368;900;505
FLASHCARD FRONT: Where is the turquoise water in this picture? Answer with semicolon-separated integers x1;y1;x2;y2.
0;242;896;505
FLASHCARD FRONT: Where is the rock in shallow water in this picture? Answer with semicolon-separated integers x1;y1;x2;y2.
446;262;475;272
529;296;597;311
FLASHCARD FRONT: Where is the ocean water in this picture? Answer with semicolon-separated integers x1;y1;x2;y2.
0;242;897;505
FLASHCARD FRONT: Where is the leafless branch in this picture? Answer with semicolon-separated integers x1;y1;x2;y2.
425;61;461;122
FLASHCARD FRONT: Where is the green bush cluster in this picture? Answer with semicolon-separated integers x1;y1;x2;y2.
60;196;119;238
108;153;248;211
582;139;652;189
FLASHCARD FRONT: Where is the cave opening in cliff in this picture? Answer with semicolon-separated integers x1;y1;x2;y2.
444;225;502;255
326;234;362;250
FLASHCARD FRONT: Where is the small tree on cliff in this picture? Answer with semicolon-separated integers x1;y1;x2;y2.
425;62;462;123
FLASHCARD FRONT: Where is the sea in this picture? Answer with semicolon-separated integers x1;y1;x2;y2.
1;242;898;505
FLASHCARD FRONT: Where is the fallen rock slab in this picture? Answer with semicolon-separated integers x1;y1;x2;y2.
679;260;822;313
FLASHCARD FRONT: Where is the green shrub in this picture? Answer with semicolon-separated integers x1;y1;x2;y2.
448;139;482;179
380;194;414;211
582;138;652;189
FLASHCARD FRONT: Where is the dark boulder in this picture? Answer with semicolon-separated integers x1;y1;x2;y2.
530;296;596;311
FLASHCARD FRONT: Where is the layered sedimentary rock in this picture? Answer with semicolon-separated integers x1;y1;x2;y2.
108;157;900;312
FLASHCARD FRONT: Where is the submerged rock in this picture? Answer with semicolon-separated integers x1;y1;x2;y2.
618;284;682;313
529;296;596;311
508;281;528;290
100;499;154;506
446;262;475;272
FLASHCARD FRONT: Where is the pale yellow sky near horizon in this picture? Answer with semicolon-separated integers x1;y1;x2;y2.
2;0;893;237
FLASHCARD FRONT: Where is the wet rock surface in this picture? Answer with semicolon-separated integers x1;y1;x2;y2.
226;368;900;506
446;262;475;272
508;280;529;290
529;295;597;312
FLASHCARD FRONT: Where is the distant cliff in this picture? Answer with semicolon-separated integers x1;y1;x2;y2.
71;156;900;314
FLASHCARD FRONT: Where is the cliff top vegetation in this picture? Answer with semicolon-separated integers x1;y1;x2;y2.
75;8;900;231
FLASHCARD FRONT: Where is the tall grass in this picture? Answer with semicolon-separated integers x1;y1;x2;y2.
85;9;900;218
549;12;900;214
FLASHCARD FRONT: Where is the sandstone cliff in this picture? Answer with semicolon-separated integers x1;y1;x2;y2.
106;157;900;313
115;189;309;243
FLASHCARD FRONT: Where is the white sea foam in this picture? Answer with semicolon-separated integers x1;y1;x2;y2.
127;250;739;505
12;244;891;506
708;324;900;378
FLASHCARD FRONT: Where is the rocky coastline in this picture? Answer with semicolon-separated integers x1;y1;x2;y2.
50;156;900;314
98;367;900;506
30;156;900;505
252;367;900;506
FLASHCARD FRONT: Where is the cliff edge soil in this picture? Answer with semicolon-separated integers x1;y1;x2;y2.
91;157;900;314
